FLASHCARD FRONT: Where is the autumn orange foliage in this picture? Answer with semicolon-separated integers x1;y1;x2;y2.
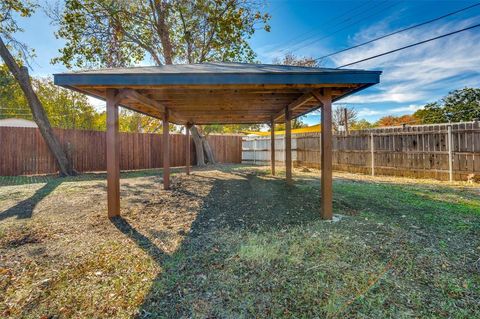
376;114;420;127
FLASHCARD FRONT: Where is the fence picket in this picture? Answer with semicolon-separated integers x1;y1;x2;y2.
0;127;242;176
242;122;480;181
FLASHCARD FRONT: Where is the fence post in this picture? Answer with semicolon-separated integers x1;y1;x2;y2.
253;138;256;165
447;125;453;182
370;132;375;176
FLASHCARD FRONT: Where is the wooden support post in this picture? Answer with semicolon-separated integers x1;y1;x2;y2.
163;110;170;190
106;89;120;218
371;133;375;176
270;119;275;176
185;124;190;175
285;107;292;185
321;89;333;220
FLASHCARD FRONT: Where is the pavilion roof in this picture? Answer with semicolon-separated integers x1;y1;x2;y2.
54;62;381;125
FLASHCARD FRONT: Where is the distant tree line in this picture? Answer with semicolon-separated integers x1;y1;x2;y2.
342;88;480;131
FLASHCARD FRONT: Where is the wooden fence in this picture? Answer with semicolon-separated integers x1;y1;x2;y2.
0;127;242;176
243;121;480;181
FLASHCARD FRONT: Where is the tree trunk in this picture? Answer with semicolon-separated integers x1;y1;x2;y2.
189;125;216;166
0;36;75;176
202;137;215;164
190;125;206;166
151;4;214;167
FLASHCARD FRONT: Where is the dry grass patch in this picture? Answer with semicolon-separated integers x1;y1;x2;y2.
0;165;479;318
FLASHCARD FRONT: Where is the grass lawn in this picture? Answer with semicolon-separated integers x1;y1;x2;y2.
0;165;479;318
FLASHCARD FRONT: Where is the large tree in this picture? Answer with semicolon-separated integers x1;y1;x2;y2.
51;0;270;165
0;0;75;175
0;66;105;130
414;88;480;124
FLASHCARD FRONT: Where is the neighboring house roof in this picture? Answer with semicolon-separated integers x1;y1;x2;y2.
0;118;38;128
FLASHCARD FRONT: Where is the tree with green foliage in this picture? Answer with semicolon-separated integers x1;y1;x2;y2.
413;102;447;124
414;88;480;124
350;119;376;130
0;0;76;175
51;0;270;165
0;65;105;130
202;123;261;134
52;0;270;67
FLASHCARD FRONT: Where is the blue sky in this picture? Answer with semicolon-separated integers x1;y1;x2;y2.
14;0;480;125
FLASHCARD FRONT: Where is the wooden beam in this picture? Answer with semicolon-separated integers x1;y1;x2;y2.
163;109;170;190
285;107;292;185
270;118;275;176
320;88;333;220
116;89;187;124
185;124;191;175
120;89;165;113
311;89;330;105
106;89;120;218
273;91;315;122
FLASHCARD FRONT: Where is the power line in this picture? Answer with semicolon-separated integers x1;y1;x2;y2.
315;2;480;61
272;0;375;53
292;0;402;54
337;22;480;68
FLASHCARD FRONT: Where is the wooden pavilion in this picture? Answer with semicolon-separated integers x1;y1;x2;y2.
54;62;380;220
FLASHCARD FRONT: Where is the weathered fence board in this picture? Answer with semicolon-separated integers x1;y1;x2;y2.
0;127;242;176
242;121;480;181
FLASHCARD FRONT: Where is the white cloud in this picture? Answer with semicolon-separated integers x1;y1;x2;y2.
388;104;422;114
357;107;383;117
354;104;422;120
330;15;480;104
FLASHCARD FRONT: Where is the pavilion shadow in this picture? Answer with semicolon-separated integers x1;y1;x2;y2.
111;216;168;264
123;170;323;318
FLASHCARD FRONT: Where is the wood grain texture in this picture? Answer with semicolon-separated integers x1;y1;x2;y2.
320;89;333;220
0;128;242;176
163;110;170;190
251;121;480;182
271;119;275;176
106;89;120;217
285;107;292;185
185;125;190;175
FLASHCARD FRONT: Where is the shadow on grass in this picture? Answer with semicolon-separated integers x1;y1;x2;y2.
111;169;325;318
108;167;480;318
0;167;187;187
111;216;167;264
0;179;63;221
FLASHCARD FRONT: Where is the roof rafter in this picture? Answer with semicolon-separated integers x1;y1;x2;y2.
273;91;316;122
118;89;165;113
117;88;187;123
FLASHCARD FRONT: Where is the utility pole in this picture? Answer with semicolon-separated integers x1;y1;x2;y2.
344;107;349;136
